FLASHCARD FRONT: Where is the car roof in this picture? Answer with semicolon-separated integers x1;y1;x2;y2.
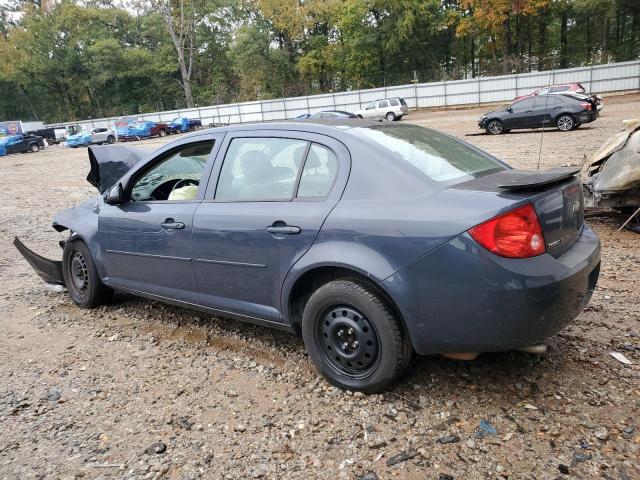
179;119;385;140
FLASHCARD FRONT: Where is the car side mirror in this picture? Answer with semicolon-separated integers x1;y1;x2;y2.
105;182;126;204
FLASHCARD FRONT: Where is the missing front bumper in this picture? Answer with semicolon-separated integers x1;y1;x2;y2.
13;237;64;285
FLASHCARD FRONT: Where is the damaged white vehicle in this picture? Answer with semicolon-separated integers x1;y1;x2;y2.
582;120;640;212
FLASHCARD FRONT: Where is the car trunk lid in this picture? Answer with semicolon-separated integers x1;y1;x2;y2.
450;167;584;257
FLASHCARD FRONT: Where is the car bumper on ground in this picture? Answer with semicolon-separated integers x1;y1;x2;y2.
478;118;488;129
382;224;601;355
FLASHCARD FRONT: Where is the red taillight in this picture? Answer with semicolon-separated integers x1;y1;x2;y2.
580;102;592;111
468;204;546;258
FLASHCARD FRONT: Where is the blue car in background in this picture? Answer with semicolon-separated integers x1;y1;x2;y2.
14;121;601;393
168;118;202;134
117;121;169;141
66;130;93;148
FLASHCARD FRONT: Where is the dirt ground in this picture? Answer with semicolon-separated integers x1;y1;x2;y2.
1;94;638;480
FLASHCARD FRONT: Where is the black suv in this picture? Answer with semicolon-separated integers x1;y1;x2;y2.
479;94;598;135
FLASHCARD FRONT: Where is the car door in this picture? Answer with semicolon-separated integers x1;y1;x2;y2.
98;133;224;301
377;100;389;117
361;102;377;118
536;95;563;126
192;130;349;324
6;136;25;154
503;97;537;129
91;128;106;143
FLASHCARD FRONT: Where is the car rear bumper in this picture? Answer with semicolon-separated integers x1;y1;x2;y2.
382;224;601;355
577;111;598;123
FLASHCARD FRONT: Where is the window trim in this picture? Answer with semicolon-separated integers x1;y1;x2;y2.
127;139;215;203
211;135;340;204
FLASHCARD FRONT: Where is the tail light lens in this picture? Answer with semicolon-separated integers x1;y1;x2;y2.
468;204;546;258
580;102;592;111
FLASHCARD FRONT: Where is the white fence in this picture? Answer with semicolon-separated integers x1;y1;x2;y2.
48;59;640;131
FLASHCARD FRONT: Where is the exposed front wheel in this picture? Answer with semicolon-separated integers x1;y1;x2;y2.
62;239;113;309
486;120;503;135
302;280;412;393
556;114;574;132
385;112;396;121
572;123;582;130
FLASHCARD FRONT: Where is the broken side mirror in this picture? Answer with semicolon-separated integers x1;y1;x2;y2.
105;182;126;204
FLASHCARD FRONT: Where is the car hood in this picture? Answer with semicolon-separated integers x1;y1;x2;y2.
87;144;153;192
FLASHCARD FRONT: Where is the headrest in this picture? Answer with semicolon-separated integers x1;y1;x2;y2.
239;150;270;180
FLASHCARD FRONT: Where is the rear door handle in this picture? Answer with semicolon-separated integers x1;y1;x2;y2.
161;218;185;230
266;225;301;235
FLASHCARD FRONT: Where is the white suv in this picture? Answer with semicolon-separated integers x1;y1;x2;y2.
356;98;408;121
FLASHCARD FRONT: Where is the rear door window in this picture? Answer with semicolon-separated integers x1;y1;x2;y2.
389;99;399;106
215;138;307;201
378;100;389;108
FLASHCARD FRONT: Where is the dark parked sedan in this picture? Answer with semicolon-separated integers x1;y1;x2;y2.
15;121;600;392
479;94;598;134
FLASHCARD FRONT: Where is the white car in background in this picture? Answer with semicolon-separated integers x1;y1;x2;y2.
356;98;408;121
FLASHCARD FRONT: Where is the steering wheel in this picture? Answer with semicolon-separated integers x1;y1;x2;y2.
169;178;200;198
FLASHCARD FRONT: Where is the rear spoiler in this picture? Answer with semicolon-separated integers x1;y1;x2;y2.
496;167;581;191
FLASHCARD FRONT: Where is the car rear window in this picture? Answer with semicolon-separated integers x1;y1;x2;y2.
399;98;407;105
354;124;504;183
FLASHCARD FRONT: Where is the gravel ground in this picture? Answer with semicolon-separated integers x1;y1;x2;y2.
1;94;639;480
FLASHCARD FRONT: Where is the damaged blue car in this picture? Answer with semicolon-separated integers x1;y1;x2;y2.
15;121;601;392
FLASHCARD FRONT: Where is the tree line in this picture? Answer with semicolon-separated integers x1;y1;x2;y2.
0;0;638;123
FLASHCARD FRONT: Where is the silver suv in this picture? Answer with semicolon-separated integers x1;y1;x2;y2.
356;98;408;121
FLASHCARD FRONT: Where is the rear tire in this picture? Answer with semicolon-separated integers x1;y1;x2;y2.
556;114;574;132
158;129;167;137
486;120;503;135
107;135;116;144
385;112;396;121
62;239;113;309
302;280;412;393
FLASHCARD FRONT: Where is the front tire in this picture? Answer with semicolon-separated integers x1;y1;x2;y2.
302;280;412;393
486;119;503;135
158;129;167;137
29;144;39;153
62;239;113;309
556;114;574;132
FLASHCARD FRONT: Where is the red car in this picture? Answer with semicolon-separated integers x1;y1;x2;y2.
515;83;602;110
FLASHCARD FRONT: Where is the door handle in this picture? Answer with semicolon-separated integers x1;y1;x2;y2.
266;225;301;235
161;219;185;230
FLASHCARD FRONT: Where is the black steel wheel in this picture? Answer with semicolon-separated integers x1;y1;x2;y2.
62;239;113;309
317;306;380;378
302;280;412;393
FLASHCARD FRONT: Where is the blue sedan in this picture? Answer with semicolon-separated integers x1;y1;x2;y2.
15;121;600;392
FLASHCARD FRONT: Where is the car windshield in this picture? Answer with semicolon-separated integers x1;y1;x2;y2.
354;124;504;183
